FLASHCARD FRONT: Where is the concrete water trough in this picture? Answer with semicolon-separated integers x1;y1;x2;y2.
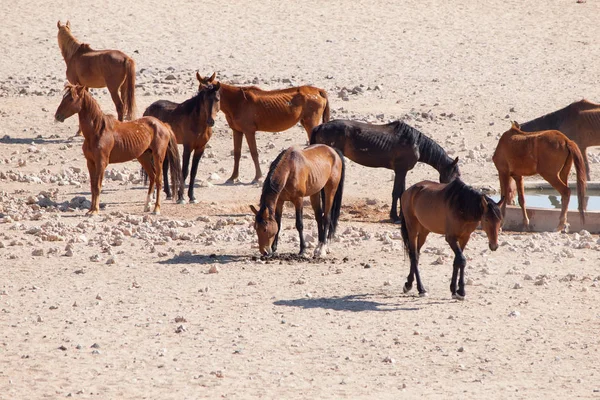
491;182;600;233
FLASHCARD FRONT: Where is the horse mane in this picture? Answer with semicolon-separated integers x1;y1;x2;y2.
57;27;85;62
416;130;453;169
257;150;290;219
179;90;211;116
67;86;116;131
520;103;571;132
443;179;488;221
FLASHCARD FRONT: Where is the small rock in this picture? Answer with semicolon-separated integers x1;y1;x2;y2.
208;265;219;274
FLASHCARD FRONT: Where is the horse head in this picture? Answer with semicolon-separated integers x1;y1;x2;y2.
250;204;278;256
481;196;505;251
196;71;217;91
204;82;221;127
57;20;71;31
440;156;460;184
55;84;86;122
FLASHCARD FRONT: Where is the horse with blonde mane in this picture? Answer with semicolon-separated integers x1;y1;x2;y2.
197;72;330;183
55;84;183;215
57;21;136;128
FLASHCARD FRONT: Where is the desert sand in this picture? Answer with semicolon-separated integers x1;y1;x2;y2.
1;1;600;399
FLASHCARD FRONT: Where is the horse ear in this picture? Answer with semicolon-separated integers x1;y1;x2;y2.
209;72;216;82
196;71;202;83
511;121;520;130
496;196;506;208
57;20;61;29
451;156;459;166
249;205;258;216
213;82;221;91
66;20;71;28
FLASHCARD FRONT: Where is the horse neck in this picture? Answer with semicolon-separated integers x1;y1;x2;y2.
520;107;567;132
417;135;453;172
58;30;82;63
218;83;244;115
78;94;106;138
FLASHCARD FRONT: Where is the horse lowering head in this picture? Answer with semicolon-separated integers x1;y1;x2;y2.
250;205;278;256
201;82;221;127
196;71;217;91
55;84;87;122
440;156;460;184
480;196;505;251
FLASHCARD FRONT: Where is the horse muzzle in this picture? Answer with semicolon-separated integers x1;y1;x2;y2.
55;113;65;123
489;243;499;251
207;118;215;127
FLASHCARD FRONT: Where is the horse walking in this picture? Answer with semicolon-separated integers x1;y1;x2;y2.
197;72;330;183
54;84;183;215
399;179;504;300
250;145;345;258
310;119;460;222
143;81;221;203
520;99;600;180
493;122;586;231
57;21;136;127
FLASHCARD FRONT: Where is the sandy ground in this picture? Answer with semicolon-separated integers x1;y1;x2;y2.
1;1;600;399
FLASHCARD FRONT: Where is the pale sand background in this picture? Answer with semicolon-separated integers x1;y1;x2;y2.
1;1;600;399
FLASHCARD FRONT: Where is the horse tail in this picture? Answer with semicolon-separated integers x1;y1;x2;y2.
327;148;345;239
164;124;184;202
399;205;410;256
566;139;587;223
319;89;330;123
122;57;137;120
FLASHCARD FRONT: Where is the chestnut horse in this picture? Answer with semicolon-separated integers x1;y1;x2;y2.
399;179;504;300
54;84;183;215
143;82;221;203
310;119;460;222
520;99;600;180
197;72;330;183
250;145;345;258
57;21;136;126
493;122;586;232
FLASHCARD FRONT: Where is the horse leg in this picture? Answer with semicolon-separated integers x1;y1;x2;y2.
181;144;192;198
86;158;99;215
544;174;571;232
581;146;591;181
227;130;243;183
188;148;205;204
315;186;335;258
138;154;156;213
89;157;108;215
390;170;406;223
162;159;172;200
272;202;284;254
514;176;530;230
498;171;511;219
310;193;325;244
152;152;164;215
301;117;321;145
406;228;430;296
244;131;263;183
447;238;467;300
291;198;307;257
107;83;125;121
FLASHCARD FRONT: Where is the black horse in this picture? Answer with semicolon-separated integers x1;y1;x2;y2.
143;82;220;203
310;119;460;222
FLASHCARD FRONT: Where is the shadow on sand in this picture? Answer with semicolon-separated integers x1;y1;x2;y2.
274;293;426;312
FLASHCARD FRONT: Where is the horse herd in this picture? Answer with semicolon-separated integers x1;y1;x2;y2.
51;21;597;299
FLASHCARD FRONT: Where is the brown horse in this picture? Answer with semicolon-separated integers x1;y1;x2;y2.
492;122;586;231
520;99;600;180
197;72;330;183
54;84;183;215
249;144;345;258
310;119;460;222
399;179;504;300
57;21;136;126
143;82;221;203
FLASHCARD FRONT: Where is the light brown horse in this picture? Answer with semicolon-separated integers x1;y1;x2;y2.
54;84;183;215
57;21;136;127
250;144;345;258
143;81;221;203
493;122;586;231
520;99;600;180
400;179;504;300
197;72;330;183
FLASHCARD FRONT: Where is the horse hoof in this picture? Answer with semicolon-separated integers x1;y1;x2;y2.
225;178;239;185
189;198;199;204
177;199;187;205
452;293;465;301
402;284;412;294
152;210;161;216
419;291;429;297
166;196;173;201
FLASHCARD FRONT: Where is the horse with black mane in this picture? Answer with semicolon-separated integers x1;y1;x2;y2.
310;119;460;222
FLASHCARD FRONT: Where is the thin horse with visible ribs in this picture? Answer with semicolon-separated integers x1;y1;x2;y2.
310;119;460;222
54;84;183;215
197;72;330;183
143;81;221;203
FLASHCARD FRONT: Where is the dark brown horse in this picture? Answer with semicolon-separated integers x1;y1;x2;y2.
57;21;136;126
493;121;586;232
54;84;183;215
520;99;600;180
143;82;221;203
197;72;330;183
250;145;345;258
310;119;460;222
400;179;504;300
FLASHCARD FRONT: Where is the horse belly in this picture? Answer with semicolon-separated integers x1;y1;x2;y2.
344;148;391;169
412;201;447;235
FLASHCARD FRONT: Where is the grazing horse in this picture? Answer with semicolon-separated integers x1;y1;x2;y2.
57;21;136;128
310;119;460;222
197;72;330;183
249;144;345;258
399;179;504;300
54;84;183;215
493;122;586;232
520;99;600;180
143;82;221;203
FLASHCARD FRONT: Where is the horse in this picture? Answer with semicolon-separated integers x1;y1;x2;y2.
399;179;504;300
57;21;136;133
249;144;345;258
143;81;221;203
196;72;330;183
492;121;586;232
54;84;183;215
310;119;460;222
520;99;600;180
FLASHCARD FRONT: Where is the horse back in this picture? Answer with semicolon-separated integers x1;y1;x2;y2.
70;48;131;88
281;145;340;199
402;180;449;235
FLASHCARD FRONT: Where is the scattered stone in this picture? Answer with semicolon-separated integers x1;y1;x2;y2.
208;265;219;274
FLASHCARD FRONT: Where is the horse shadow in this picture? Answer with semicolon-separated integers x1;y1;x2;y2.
158;253;251;265
274;293;423;312
0;136;71;145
